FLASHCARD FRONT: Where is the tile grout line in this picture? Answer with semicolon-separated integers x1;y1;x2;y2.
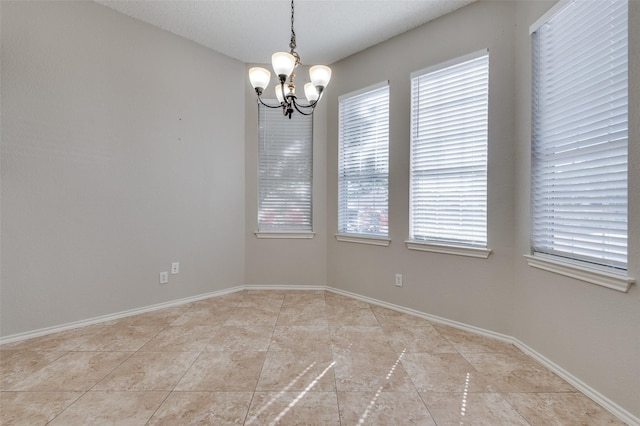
3;289;628;425
325;291;343;426
242;292;281;425
147;290;246;424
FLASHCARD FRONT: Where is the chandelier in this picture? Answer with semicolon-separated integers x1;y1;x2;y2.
249;0;332;119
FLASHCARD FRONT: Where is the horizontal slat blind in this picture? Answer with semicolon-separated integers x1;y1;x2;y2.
258;103;313;232
410;52;489;247
338;83;389;236
531;0;628;270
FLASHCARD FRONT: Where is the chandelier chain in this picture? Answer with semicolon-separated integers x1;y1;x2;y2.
248;0;330;119
289;0;297;52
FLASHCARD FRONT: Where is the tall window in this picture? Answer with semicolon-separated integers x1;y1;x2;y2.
531;0;628;270
338;82;389;237
258;103;313;233
409;51;489;248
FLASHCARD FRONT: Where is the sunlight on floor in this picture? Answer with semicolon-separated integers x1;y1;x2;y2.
245;362;316;424
459;372;471;425
268;361;336;426
358;348;406;424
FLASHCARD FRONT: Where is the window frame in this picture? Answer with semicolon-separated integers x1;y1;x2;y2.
256;100;314;239
526;0;634;291
406;49;491;258
336;81;390;245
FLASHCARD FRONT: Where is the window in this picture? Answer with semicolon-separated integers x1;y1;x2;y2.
257;103;313;235
409;51;489;252
338;82;389;241
530;0;628;273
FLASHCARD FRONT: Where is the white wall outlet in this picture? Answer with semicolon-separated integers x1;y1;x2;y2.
160;272;169;284
171;262;179;274
395;274;403;287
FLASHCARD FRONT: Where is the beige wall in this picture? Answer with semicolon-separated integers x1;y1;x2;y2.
2;0;638;419
512;0;640;417
326;1;517;334
244;65;328;287
324;0;639;419
0;1;246;336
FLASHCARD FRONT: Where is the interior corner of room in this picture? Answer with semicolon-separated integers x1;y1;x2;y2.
1;0;638;423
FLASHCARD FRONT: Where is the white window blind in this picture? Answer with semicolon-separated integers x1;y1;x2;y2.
531;0;628;270
409;51;489;247
338;82;389;237
258;103;313;232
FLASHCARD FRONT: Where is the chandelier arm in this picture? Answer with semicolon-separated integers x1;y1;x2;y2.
292;99;315;116
292;99;315;109
292;87;325;110
256;94;282;109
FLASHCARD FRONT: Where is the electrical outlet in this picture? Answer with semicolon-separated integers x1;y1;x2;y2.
395;274;403;287
160;272;169;284
171;262;180;274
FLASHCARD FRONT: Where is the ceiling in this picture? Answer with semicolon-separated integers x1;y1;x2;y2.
95;0;476;65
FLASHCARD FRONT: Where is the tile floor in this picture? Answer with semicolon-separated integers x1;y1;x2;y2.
0;290;626;425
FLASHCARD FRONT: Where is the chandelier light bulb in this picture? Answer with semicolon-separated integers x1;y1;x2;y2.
272;52;296;80
304;82;319;103
275;85;285;104
249;67;271;92
309;65;332;89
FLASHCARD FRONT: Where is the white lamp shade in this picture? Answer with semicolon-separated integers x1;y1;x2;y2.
275;85;285;104
249;67;271;91
272;52;296;78
304;82;319;103
309;65;331;88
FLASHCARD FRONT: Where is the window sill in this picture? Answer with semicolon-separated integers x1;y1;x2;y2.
335;234;391;246
255;232;315;239
405;240;492;259
524;254;635;293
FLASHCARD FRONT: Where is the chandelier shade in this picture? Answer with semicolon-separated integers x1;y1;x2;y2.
275;85;285;104
309;65;332;89
249;0;331;119
304;83;319;103
271;52;297;80
249;67;271;94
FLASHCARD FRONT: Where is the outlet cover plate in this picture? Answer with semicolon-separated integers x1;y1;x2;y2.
395;274;403;287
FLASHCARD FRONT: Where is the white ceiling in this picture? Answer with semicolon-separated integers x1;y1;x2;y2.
95;0;475;65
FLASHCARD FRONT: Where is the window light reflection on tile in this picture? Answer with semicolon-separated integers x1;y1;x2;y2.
358;348;406;424
246;362;317;424
359;386;383;425
460;371;471;422
269;361;336;425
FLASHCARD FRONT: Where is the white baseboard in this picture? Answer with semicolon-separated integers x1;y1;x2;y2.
1;284;637;425
0;284;325;345
244;284;327;291
512;340;639;426
0;286;245;345
326;287;514;343
325;286;639;426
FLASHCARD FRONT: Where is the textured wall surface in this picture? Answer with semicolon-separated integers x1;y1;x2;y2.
324;0;639;419
326;0;517;336
1;0;638;420
511;0;640;418
243;65;328;288
1;1;246;336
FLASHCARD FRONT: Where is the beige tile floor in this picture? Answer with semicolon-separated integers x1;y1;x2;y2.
0;290;626;425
